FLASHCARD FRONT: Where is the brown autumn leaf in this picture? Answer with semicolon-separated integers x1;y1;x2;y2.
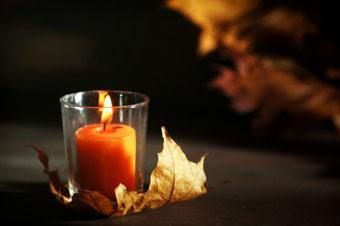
32;145;114;216
165;0;260;54
210;55;340;133
114;127;207;216
69;190;115;216
34;127;207;217
32;145;71;205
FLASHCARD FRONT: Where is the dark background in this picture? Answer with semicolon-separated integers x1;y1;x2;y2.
1;0;243;141
2;0;340;146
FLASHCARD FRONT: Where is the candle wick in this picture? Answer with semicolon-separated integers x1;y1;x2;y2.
103;122;107;131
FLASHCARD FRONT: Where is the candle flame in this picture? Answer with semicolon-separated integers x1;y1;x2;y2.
101;95;113;125
98;91;108;112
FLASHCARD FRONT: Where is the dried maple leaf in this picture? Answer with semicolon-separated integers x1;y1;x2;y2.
69;190;115;216
114;127;207;215
32;145;114;216
167;0;340;137
165;0;260;54
34;127;207;217
211;55;340;133
32;145;71;205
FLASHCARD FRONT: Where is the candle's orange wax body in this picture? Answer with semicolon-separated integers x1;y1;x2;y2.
75;124;136;199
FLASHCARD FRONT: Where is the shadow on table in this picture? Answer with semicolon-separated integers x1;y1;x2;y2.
0;182;103;224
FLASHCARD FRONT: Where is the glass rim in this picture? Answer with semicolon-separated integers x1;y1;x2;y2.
59;90;150;109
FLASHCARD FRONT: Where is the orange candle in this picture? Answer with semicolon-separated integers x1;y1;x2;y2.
75;95;136;199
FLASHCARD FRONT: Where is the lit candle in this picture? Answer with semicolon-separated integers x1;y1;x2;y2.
75;95;136;199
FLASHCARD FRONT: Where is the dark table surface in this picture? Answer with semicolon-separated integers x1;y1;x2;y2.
1;123;340;225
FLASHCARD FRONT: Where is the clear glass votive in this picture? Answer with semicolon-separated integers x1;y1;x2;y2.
60;90;149;199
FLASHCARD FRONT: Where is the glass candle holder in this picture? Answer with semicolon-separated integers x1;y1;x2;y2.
60;90;149;199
